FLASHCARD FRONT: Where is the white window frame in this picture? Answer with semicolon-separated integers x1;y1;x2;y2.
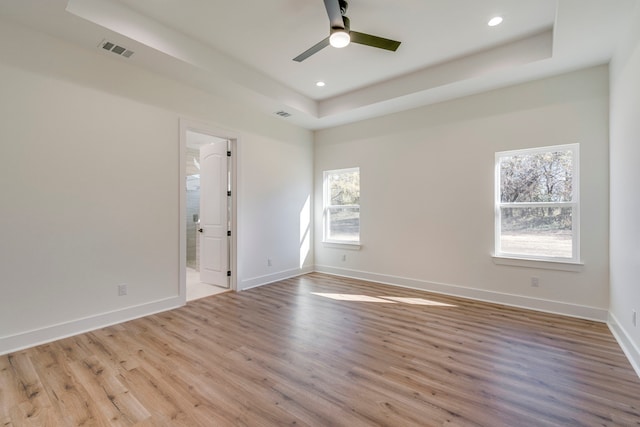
494;143;580;264
323;167;360;246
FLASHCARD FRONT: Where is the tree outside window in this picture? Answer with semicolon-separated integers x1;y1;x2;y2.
324;168;360;244
495;144;579;262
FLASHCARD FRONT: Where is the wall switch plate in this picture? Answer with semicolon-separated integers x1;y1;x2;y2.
633;310;637;327
267;258;272;267
342;254;347;262
118;283;127;296
531;277;539;287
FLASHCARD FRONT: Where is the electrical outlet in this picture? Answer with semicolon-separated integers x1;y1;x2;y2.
267;258;272;267
118;283;127;296
633;310;637;327
531;277;539;287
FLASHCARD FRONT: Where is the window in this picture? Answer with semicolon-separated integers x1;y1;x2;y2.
323;167;360;244
495;144;579;262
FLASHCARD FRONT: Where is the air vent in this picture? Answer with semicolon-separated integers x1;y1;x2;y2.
99;40;134;58
275;111;292;118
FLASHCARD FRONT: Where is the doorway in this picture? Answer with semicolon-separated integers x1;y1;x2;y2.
180;120;236;302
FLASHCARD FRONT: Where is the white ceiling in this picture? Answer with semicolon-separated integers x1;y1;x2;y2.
0;0;638;129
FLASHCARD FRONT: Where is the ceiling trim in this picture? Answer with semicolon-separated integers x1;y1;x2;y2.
319;29;554;119
65;0;317;117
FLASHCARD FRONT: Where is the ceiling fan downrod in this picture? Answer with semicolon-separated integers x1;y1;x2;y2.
338;0;348;17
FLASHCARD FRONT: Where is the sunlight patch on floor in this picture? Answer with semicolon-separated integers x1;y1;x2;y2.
380;296;457;307
311;293;395;303
311;292;457;307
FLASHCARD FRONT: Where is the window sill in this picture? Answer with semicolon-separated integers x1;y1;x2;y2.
322;241;361;250
492;255;584;272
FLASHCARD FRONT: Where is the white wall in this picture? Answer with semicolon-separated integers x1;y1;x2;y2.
609;3;640;374
237;130;314;289
0;20;313;354
315;66;610;320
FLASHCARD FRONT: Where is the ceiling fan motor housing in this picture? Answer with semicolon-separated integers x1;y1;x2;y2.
332;16;350;33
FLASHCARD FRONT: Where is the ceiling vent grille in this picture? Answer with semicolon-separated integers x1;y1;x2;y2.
99;40;134;58
275;111;292;118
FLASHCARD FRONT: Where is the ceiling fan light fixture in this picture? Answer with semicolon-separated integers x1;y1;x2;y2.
330;30;351;48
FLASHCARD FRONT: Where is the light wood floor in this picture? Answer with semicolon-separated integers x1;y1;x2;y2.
2;273;640;426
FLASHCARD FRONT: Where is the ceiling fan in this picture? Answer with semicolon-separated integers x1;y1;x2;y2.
293;0;401;62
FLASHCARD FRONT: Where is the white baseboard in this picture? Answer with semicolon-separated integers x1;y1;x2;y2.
608;313;640;378
5;267;635;379
0;296;183;356
1;265;313;355
240;266;314;291
314;265;608;322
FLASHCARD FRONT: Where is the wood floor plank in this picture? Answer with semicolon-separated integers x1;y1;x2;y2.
0;355;22;419
29;345;111;427
3;352;56;426
66;354;150;426
1;272;640;426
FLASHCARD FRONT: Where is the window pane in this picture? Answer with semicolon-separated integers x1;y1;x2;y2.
500;149;573;203
500;207;573;258
328;170;360;206
327;207;359;242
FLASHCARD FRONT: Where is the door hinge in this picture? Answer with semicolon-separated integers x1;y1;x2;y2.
227;271;231;277
227;230;231;237
227;190;231;197
227;151;231;157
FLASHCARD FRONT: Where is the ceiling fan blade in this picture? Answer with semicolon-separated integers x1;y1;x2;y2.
350;31;401;51
323;0;345;29
293;37;330;62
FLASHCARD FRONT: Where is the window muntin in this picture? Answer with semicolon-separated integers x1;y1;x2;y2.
324;168;360;244
495;144;579;262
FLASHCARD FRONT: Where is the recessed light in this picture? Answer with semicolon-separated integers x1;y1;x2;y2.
316;81;326;87
488;16;503;27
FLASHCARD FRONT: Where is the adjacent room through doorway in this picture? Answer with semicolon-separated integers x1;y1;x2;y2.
184;129;232;301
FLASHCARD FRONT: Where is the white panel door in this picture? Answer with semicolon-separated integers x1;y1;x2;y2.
199;141;228;287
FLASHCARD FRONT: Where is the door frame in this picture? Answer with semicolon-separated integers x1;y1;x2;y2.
179;118;238;301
